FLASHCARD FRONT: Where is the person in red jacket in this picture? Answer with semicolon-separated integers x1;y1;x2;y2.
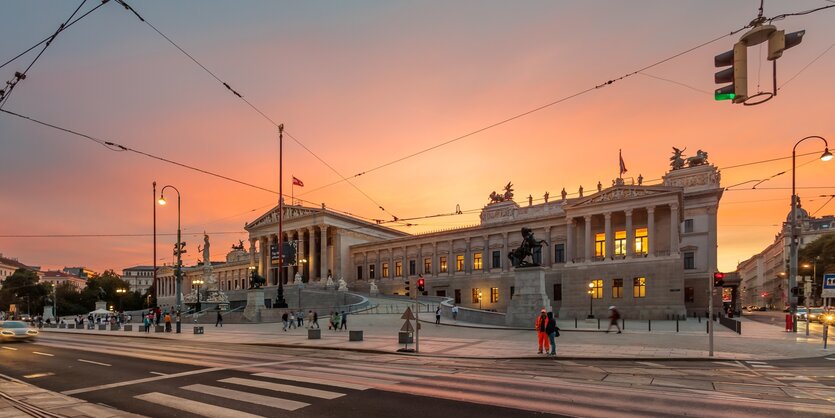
535;308;550;354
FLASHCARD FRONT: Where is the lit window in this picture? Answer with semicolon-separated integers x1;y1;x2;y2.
595;233;606;257
439;256;448;273
612;278;623;298
369;264;376;279
490;287;499;303
456;255;465;272
395;261;402;277
473;252;483;270
633;277;646;298
590;279;603;299
472;288;480;303
614;231;626;256
424;258;431;274
634;228;648;255
382;263;389;278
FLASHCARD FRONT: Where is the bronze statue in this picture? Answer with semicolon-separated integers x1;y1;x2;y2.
543;191;549;203
249;270;266;289
686;150;709;167
508;227;547;268
561;188;567;200
231;239;245;251
637;174;643;185
597;181;602;192
578;185;584;197
670;147;686;170
503;182;514;200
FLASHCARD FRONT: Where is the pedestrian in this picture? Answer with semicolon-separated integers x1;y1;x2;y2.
331;311;340;331
143;314;151;333
339;311;347;330
435;306;441;324
535;308;550;354
164;312;172;332
307;310;314;328
282;311;289;331
289;312;297;329
216;310;223;327
452;304;459;321
297;309;304;328
545;311;559;356
312;311;319;329
606;306;622;334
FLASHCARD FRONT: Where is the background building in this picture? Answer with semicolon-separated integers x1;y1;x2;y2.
121;266;156;294
41;270;87;290
0;253;38;282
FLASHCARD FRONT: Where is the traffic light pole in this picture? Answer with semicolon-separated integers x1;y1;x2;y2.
708;271;714;357
414;291;420;353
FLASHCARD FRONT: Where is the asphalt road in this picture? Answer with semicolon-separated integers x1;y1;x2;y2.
1;333;834;417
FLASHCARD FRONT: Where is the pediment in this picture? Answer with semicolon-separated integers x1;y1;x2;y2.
246;205;321;230
570;186;676;207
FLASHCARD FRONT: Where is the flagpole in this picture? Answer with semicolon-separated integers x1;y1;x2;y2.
291;173;294;205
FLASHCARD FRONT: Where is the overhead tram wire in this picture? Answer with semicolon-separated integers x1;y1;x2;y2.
0;0;91;109
111;0;400;222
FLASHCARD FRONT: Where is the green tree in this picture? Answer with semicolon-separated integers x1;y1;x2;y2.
55;282;87;316
798;233;835;303
80;269;131;312
0;268;49;316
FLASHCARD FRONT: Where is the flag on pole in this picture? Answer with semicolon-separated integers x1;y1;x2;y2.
292;176;304;187
619;149;627;177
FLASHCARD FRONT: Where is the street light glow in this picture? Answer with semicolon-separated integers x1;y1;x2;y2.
158;196;167;205
821;147;833;161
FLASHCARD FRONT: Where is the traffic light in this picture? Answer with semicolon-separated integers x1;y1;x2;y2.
404;280;410;297
417;277;425;293
767;30;805;60
714;41;747;103
713;272;725;287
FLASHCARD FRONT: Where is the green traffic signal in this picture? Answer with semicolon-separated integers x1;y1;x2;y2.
714;92;735;101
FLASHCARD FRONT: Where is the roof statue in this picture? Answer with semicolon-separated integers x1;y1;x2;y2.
488;182;515;204
670;147;686;170
686;150;709;167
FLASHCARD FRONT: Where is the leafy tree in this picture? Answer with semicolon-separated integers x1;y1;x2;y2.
55;281;87;316
798;233;835;303
80;269;132;311
0;268;49;316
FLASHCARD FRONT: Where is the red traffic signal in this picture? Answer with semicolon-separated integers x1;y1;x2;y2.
417;278;425;292
713;272;725;287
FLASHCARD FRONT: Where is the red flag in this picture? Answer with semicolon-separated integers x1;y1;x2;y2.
292;176;304;187
619;149;627;176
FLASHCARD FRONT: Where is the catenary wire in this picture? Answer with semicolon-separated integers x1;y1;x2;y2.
778;42;835;90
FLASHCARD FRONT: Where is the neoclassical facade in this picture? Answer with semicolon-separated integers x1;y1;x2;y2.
350;164;723;319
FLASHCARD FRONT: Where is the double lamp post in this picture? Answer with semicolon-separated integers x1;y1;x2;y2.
158;185;183;334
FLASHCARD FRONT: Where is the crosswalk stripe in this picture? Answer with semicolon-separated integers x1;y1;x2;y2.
221;377;344;399
253;372;369;390
182;384;309;411
135;392;264;418
750;364;776;368
826;357;835;361
303;366;418;381
636;361;666;368
277;369;395;388
746;361;767;364
325;363;448;377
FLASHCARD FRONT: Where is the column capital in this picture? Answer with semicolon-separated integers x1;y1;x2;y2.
669;202;680;211
603;212;612;219
646;206;656;214
583;214;592;221
624;208;633;217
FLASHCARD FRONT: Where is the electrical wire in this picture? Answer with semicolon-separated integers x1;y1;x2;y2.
637;72;711;95
778;42;835;91
810;195;835;216
767;4;835;22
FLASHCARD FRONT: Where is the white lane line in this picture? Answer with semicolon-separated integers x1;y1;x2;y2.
150;372;167;376
1;347;17;351
636;361;666;368
746;361;767;364
78;359;111;367
278;369;397;388
826;357;835;361
23;372;55;379
253;372;369;390
221;377;344;399
32;352;53;357
182;384;309;411
135;392;263;418
750;364;776;369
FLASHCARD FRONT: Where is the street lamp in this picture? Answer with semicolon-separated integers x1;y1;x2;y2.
193;278;204;313
116;288;126;312
477;290;483;310
801;262;817;337
587;282;595;319
158;184;183;334
790;136;831;332
296;259;307;309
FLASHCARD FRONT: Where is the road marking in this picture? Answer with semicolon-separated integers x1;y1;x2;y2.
150;372;167;376
1;347;17;351
182;384;309;411
135;392;263;418
32;352;53;357
253;372;369;390
826;357;835;361
746;361;767;364
750;364;776;369
277;369;397;388
714;361;745;368
636;361;666;368
23;372;54;379
304;366;417;381
221;377;345;399
78;359;111;367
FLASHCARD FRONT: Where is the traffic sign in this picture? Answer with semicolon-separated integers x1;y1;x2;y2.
822;274;835;298
401;306;415;321
400;321;414;332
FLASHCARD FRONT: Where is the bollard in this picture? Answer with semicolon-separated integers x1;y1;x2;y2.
706;321;709;334
622;318;625;330
698;314;701;323
597;318;600;329
574;317;578;328
676;317;679;332
648;319;651;332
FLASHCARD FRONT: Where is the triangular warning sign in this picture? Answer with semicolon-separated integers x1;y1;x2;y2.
401;306;416;320
401;320;414;332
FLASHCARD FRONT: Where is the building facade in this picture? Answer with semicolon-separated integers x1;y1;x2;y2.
41;270;87;290
121;266;156;294
0;253;38;282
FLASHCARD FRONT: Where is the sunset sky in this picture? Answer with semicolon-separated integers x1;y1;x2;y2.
2;1;834;275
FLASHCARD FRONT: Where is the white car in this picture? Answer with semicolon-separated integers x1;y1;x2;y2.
0;321;39;341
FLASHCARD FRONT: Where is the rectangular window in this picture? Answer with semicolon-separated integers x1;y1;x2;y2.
554;244;565;263
436;290;446;297
612;278;623;299
473;252;483;270
357;266;363;280
456;255;465;272
490;287;499;303
634;228;648;255
395;261;402;277
614;231;627;256
685;287;695;303
409;260;416;276
684;219;694;233
492;251;501;268
553;284;562;301
454;289;461;304
684;252;695;270
472;288;480;303
382;263;389;278
633;277;646;298
369;264;375;279
440;256;448;273
595;233;606;257
591;279;603;299
424;257;431;274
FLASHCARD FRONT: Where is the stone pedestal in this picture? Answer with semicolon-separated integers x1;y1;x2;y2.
42;305;55;322
505;266;551;328
243;288;266;322
95;301;107;311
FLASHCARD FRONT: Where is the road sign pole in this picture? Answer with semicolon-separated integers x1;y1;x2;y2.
414;292;420;353
708;272;714;357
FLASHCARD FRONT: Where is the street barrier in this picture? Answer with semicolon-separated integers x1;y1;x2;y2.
110;325;119;331
193;326;204;335
349;330;363;341
154;325;165;333
97;325;107;331
308;329;321;339
719;316;742;334
123;325;133;331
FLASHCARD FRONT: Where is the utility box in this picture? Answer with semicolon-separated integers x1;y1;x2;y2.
398;331;413;344
308;329;321;339
123;325;133;331
349;330;363;341
98;325;107;331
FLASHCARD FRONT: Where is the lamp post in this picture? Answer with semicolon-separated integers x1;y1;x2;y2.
587;282;595;318
116;288;126;312
158;185;183;333
478;290;483;310
193;278;204;313
297;258;307;309
802;262;816;337
790;136;831;332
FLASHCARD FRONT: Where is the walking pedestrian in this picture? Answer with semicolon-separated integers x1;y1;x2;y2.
215;310;223;327
282;311;289;331
545;311;559;356
339;311;347;330
143;314;151;333
307;310;314;328
297;309;304;327
435;306;441;324
289;312;297;329
535;308;550;354
164;312;172;332
330;311;340;331
606;306;622;334
452;304;459;321
312;311;319;329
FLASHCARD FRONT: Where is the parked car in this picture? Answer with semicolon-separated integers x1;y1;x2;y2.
0;321;39;342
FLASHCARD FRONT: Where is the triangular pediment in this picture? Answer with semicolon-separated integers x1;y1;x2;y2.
245;204;321;230
570;186;676;207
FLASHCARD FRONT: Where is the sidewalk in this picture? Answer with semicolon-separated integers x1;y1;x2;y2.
0;374;142;418
42;312;833;361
